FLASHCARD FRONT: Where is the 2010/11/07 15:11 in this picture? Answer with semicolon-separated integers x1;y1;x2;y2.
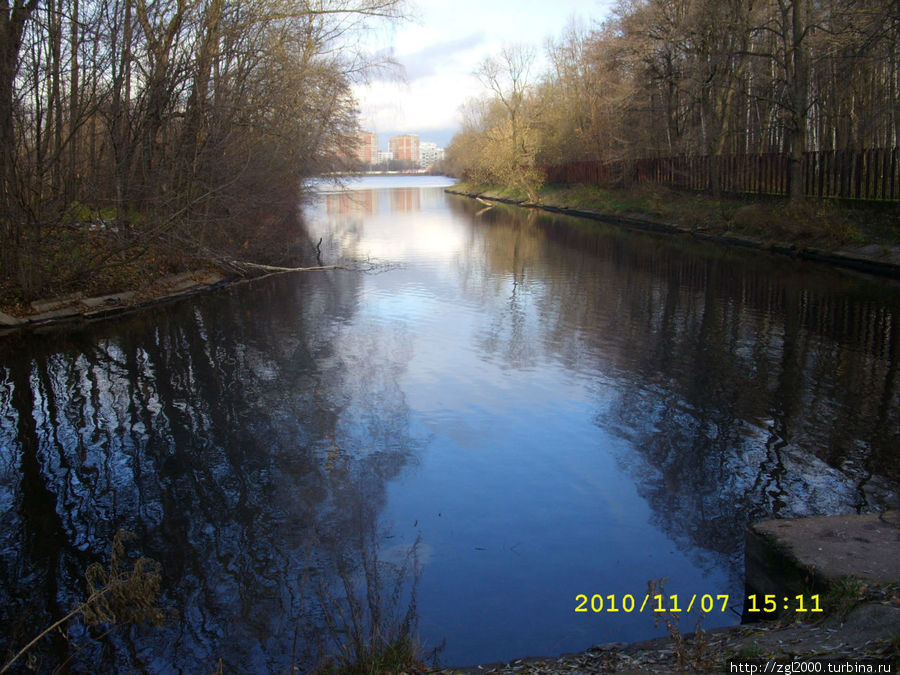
574;594;824;614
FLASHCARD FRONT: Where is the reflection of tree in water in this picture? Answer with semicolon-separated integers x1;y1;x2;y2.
450;196;899;578
595;263;900;578
0;270;425;671
453;205;550;370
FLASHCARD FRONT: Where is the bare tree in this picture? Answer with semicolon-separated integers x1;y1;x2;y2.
0;0;406;300
474;44;543;200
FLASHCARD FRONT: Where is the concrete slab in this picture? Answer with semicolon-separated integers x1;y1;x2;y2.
1;269;232;338
154;272;204;294
752;511;900;586
169;280;203;293
196;272;224;285
0;311;24;327
745;511;900;622
835;244;900;266
29;307;83;322
84;306;135;320
30;292;82;313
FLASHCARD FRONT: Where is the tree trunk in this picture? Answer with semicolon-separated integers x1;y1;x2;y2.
66;0;78;204
1;0;41;279
786;0;808;201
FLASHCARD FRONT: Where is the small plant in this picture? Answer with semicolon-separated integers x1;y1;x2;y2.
0;529;167;674
736;643;765;659
646;578;713;671
823;576;868;619
293;528;435;674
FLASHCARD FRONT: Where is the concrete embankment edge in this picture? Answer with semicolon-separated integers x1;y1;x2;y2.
0;271;239;339
446;188;900;280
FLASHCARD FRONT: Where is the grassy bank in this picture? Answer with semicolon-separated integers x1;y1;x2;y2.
452;181;900;252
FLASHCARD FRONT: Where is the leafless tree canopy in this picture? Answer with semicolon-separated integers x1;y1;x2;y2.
447;0;899;200
0;0;404;299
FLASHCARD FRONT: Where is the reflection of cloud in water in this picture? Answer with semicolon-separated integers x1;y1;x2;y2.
348;211;466;263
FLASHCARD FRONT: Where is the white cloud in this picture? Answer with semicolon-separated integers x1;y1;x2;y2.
353;0;616;146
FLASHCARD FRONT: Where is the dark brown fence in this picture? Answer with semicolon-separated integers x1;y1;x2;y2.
542;148;900;202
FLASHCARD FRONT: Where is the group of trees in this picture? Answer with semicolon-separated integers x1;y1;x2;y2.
0;0;403;300
447;0;899;199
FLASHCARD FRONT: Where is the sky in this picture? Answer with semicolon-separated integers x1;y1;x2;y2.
352;0;616;150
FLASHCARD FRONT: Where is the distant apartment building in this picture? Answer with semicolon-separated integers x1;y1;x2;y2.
389;134;419;165
377;150;393;164
419;142;444;168
354;131;378;166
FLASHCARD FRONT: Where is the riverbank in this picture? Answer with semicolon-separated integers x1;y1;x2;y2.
0;261;351;339
0;268;235;337
446;183;900;280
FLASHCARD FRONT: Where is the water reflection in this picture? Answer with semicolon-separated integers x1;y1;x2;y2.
323;187;426;215
325;189;378;215
0;272;425;671
391;188;421;212
1;178;899;670
450;199;899;573
457;198;898;530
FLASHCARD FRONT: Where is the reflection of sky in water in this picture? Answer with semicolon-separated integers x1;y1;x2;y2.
1;175;898;671
306;178;899;664
306;187;738;664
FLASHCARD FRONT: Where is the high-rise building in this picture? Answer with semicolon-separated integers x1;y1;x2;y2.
419;142;444;168
354;132;378;166
389;134;419;165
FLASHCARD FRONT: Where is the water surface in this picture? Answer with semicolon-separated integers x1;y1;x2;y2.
1;175;898;670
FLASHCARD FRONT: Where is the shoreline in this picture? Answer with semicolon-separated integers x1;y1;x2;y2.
445;187;900;281
0;269;238;339
6;183;898;338
0;265;335;339
428;602;899;673
0;261;366;340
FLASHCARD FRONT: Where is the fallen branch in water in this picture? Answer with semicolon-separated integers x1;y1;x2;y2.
230;260;345;273
228;257;400;279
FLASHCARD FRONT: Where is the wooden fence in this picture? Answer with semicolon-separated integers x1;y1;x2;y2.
542;148;900;202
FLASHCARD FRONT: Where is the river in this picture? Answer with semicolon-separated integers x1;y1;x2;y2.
1;175;898;671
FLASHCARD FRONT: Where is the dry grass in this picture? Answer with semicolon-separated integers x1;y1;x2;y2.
0;530;168;674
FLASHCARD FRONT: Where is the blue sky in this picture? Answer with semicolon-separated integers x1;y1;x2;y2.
353;0;616;149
